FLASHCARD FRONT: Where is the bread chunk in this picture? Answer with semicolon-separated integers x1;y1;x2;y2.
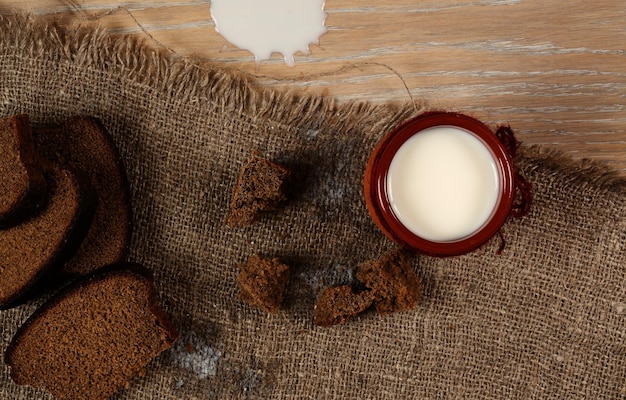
356;250;420;315
0;165;94;309
33;116;132;276
314;285;375;327
227;156;291;226
5;264;178;400
237;255;290;314
0;114;46;227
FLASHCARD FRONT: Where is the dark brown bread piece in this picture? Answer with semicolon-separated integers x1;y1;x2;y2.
237;255;291;314
5;263;178;400
227;156;292;226
355;250;421;315
0;114;46;227
0;164;94;309
314;285;375;327
33;116;132;276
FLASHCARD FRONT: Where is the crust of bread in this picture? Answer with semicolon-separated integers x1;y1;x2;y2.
0;114;47;228
33;116;132;276
0;164;96;309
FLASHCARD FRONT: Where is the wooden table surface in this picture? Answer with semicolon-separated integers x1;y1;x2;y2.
2;0;625;175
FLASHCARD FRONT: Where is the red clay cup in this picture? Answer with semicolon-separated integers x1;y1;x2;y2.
364;111;515;256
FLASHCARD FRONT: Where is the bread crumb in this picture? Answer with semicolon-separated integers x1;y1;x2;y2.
313;285;374;327
356;249;420;315
227;156;291;227
237;255;290;314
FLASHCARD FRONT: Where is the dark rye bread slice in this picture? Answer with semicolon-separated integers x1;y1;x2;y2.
0;164;94;309
33;116;132;276
0;114;46;227
5;264;179;400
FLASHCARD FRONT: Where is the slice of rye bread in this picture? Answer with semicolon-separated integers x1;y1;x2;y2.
5;263;179;400
0;114;46;227
33;116;132;277
0;164;95;309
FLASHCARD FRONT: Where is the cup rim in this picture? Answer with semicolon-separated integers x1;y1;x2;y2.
364;111;516;256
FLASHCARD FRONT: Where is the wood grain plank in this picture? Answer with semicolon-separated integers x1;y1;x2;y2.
2;0;625;174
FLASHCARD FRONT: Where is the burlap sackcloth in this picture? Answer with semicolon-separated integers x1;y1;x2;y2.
0;14;624;400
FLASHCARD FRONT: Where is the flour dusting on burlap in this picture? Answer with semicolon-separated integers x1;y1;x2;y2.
0;14;624;399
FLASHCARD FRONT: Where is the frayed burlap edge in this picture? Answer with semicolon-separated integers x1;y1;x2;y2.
517;145;625;196
0;13;423;141
0;12;623;194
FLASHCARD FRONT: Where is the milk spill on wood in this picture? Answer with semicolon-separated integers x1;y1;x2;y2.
210;0;327;66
